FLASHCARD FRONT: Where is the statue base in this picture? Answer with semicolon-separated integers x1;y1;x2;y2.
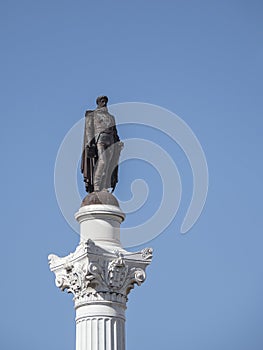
76;191;125;249
81;191;120;208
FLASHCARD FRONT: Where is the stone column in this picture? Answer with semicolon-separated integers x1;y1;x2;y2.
48;193;153;350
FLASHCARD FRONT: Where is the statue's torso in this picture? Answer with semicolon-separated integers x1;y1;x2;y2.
93;109;115;135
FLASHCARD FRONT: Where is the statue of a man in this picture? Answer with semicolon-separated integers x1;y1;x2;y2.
81;96;123;193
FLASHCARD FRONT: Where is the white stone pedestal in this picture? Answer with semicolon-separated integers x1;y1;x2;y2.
75;204;125;248
49;202;152;350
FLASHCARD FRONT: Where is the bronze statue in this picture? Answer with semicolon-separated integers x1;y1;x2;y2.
81;96;123;193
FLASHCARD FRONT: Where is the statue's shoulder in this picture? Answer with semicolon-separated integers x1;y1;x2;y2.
85;110;94;117
107;111;115;119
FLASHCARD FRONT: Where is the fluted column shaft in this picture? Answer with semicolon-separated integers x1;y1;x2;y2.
76;303;125;350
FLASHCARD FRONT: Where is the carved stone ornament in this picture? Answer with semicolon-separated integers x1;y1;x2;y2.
48;240;153;307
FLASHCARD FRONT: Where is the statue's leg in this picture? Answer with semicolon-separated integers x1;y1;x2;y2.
103;145;114;189
93;143;107;191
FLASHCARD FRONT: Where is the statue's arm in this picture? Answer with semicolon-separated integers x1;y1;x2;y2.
85;110;95;146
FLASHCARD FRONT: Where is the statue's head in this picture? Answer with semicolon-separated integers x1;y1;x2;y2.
96;95;108;108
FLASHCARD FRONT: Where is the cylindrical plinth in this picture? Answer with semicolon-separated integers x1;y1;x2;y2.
75;204;125;248
75;302;126;350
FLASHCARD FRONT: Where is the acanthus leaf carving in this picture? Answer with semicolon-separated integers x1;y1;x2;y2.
53;261;89;298
120;267;146;295
49;240;152;303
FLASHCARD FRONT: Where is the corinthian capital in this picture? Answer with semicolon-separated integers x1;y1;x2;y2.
48;240;152;307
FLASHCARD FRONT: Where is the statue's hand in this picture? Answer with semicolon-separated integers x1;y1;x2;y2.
86;145;97;158
118;141;124;150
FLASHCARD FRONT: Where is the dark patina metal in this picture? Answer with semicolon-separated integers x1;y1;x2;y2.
81;96;123;193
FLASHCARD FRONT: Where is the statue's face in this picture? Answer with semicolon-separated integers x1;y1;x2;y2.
98;98;107;107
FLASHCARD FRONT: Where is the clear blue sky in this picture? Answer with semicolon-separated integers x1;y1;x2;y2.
1;1;263;349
